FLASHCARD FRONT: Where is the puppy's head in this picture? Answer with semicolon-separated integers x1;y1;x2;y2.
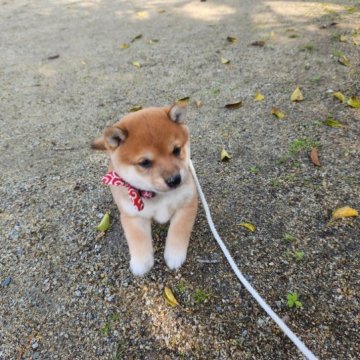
92;104;191;193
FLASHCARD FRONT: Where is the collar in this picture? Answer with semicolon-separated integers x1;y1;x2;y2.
102;171;156;211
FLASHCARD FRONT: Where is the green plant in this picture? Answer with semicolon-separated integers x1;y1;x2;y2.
283;233;296;242
193;289;210;304
310;75;322;83
289;138;318;155
175;280;187;294
332;49;344;58
270;178;281;187
287;292;303;309
300;44;315;51
100;323;111;336
249;166;260;174
294;251;305;261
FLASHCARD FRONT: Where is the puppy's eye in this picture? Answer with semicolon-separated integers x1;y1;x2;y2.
172;146;181;157
138;159;152;168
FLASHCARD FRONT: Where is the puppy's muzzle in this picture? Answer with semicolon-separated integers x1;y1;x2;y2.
165;174;181;188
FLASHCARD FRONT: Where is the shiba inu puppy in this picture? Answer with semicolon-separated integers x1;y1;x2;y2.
92;105;198;275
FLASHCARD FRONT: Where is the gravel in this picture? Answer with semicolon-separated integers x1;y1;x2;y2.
1;0;359;359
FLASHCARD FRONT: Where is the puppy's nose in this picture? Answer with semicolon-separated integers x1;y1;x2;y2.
165;174;181;188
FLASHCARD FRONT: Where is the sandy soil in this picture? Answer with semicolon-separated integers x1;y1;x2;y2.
1;0;359;359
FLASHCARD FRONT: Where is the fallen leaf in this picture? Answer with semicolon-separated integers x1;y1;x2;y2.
220;149;231;161
120;43;130;49
195;100;202;108
290;86;304;101
129;105;143;112
239;223;256;232
339;35;348;42
147;39;159;44
221;57;230;64
225;101;242;109
333;92;346;103
310;147;321;166
47;54;60;60
136;11;148;18
175;97;190;105
338;56;350;66
347;96;360;108
271;107;285;119
346;6;357;13
254;92;265;101
130;34;143;42
132;61;141;68
164;286;180;307
332;207;358;219
227;36;237;43
323;118;345;128
250;40;265;47
352;34;360;46
96;213;110;232
157;9;166;14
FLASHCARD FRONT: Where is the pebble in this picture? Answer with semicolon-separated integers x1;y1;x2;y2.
1;277;12;287
32;341;39;350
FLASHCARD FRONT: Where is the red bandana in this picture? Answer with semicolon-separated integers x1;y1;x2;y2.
102;171;156;211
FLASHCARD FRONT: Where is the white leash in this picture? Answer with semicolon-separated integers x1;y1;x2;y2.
189;160;318;360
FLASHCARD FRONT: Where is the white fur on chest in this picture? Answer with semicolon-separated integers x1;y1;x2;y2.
111;179;196;223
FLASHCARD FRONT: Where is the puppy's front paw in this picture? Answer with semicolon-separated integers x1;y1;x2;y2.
130;255;154;276
164;248;187;270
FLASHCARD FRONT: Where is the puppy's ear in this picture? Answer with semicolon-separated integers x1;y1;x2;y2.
169;104;187;123
91;137;106;151
91;126;127;151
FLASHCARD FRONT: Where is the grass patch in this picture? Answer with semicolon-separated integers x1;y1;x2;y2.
300;44;315;51
289;138;319;155
284;233;296;242
193;289;210;304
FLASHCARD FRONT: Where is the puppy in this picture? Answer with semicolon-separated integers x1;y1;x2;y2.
92;104;198;275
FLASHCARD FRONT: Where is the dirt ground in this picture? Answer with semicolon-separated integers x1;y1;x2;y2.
1;0;359;359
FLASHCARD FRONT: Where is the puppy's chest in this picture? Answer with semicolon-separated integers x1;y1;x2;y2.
118;184;194;223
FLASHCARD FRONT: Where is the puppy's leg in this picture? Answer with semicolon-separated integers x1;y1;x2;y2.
164;196;198;270
120;214;154;276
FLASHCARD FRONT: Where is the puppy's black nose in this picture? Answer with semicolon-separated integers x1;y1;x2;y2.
165;174;181;188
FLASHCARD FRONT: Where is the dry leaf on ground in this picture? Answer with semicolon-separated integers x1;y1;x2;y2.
338;56;350;66
220;149;231;161
310;147;321;166
290;86;304;101
195;100;202;108
347;96;360;108
132;61;141;68
332;207;358;219
175;97;190;105
271;107;285;119
225;101;242;109
255;92;265;101
120;43;130;49
164;287;180;307
239;223;256;232
129;105;143;112
96;213;110;232
227;36;237;43
221;57;230;64
250;40;265;47
323;118;345;128
333;92;346;102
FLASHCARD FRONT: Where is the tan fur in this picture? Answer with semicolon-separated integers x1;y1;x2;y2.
92;105;198;275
